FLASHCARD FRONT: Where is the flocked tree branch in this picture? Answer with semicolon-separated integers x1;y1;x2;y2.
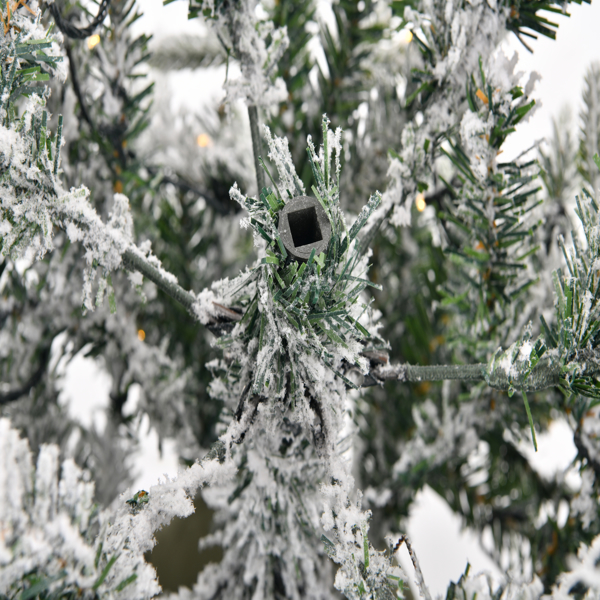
4;1;600;599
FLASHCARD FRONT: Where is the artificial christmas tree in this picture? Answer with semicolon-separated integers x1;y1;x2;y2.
3;0;600;598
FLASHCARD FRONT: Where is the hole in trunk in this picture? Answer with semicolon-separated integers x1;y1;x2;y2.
288;206;322;248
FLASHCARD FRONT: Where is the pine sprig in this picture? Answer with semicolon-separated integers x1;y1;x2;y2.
227;116;386;397
538;182;600;412
439;65;541;355
0;32;66;260
505;0;590;49
485;167;600;418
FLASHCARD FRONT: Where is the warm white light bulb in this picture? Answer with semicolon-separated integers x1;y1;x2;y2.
398;29;413;45
87;34;101;50
196;133;212;148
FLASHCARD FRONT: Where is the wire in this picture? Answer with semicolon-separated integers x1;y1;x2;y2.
48;0;111;40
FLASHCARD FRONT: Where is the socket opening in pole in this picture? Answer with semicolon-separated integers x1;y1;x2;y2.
278;196;331;263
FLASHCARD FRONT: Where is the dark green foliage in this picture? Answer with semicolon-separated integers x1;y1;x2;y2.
538;188;600;411
268;0;396;207
1;38;55;112
63;0;154;207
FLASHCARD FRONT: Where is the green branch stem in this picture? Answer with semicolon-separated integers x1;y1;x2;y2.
373;356;563;392
248;104;266;194
122;248;197;312
407;363;487;383
121;248;242;327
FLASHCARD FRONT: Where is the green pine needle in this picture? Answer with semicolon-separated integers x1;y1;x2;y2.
522;390;538;452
